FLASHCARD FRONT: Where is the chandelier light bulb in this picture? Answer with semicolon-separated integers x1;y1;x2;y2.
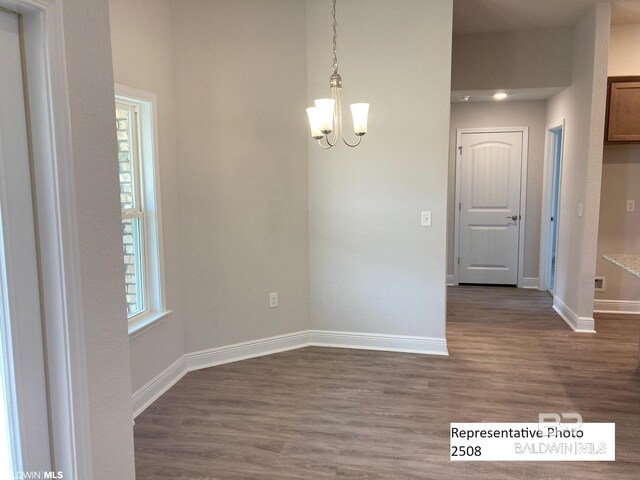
306;107;325;139
314;99;336;133
350;103;369;135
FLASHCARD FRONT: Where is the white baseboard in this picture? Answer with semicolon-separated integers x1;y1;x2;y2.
594;299;640;315
132;355;187;418
448;275;539;289
553;296;596;333
132;329;448;418
308;330;448;355
184;330;309;371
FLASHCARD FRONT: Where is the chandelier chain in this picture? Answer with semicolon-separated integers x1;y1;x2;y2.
332;0;338;74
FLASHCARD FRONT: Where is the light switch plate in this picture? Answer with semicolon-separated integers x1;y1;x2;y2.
627;200;635;212
269;292;278;308
421;211;432;227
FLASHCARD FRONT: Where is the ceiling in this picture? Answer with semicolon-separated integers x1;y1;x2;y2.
453;0;640;35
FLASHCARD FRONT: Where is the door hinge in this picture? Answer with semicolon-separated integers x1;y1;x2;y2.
458;146;463;155
459;202;461;211
458;256;460;265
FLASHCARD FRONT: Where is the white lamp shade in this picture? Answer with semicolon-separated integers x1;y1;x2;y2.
350;103;369;135
306;107;324;139
314;98;335;133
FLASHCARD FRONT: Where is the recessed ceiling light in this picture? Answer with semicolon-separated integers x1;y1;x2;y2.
493;92;508;101
458;95;470;102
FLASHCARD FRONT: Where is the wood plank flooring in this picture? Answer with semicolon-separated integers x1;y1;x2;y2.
134;286;640;479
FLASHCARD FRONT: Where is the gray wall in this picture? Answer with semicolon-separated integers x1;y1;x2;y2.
64;0;136;476
307;0;453;339
546;3;610;318
452;28;572;91
172;0;311;352
448;101;547;280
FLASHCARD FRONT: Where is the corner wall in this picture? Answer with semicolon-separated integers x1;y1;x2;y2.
111;0;455;417
546;3;611;325
307;0;453;341
172;0;311;352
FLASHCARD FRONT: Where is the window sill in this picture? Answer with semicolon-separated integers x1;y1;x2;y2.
128;309;173;340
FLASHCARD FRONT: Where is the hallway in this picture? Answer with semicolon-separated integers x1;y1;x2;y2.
133;286;640;479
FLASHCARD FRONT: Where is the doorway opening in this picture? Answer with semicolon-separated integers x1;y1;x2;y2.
540;122;564;295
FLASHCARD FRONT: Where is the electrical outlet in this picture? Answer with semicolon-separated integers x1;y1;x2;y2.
269;292;278;308
627;200;635;213
421;211;432;227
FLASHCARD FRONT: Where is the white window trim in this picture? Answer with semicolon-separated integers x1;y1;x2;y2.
115;84;171;337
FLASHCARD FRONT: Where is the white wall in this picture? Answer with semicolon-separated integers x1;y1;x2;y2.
546;3;610;320
109;0;186;393
595;23;640;304
452;28;572;91
63;0;136;476
307;0;453;339
448;101;547;280
172;0;310;352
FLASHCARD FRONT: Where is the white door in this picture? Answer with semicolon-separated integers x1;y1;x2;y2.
0;9;52;476
458;130;524;285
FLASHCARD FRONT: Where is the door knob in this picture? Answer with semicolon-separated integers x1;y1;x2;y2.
507;215;518;221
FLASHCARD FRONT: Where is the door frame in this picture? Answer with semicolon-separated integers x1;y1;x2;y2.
538;120;565;294
0;0;92;478
453;126;529;287
0;7;52;473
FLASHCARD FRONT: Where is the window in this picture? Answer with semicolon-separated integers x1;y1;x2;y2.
115;85;169;335
116;103;145;316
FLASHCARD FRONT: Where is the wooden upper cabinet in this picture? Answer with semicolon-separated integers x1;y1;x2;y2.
606;76;640;143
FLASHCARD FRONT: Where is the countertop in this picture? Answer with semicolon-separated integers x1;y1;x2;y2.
603;254;640;279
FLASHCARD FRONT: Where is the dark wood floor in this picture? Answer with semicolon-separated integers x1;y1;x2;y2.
134;286;640;479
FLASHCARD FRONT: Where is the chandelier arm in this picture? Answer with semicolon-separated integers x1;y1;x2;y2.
324;129;338;147
341;135;363;148
317;138;334;149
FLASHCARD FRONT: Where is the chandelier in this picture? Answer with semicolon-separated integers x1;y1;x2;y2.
306;0;369;149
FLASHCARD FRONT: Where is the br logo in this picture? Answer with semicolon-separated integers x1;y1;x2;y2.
538;412;583;429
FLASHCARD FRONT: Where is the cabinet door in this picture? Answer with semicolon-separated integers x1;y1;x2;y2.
608;81;640;142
